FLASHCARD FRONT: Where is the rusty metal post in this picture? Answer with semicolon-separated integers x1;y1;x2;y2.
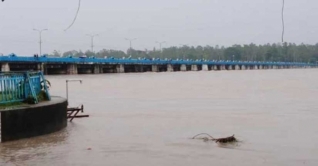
66;79;82;105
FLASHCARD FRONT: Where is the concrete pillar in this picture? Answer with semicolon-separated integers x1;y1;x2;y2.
39;63;47;74
202;64;208;71
94;64;100;74
259;65;263;69
37;63;42;72
152;65;158;72
167;64;174;72
67;64;78;74
254;65;258;70
1;63;10;72
191;65;198;71
241;65;246;70
213;66;218;70
116;64;125;73
37;63;45;73
180;64;187;71
228;65;233;70
246;65;250;70
235;65;240;70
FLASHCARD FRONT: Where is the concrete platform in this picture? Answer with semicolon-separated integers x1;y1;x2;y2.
0;96;67;142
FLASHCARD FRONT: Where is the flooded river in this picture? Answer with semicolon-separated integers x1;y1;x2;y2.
1;69;318;166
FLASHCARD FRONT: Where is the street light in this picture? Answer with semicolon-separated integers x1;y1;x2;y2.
33;28;48;56
86;34;99;52
156;41;166;52
125;38;137;55
156;41;166;59
66;79;82;105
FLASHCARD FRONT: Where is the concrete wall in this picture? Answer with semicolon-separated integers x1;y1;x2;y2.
0;97;67;142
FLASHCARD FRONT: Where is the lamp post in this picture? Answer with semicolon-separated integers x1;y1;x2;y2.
66;79;82;105
86;34;99;52
33;28;48;56
156;41;166;52
156;41;166;59
125;38;137;55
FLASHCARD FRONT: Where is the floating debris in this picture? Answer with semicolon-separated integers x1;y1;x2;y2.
192;133;238;144
67;105;89;122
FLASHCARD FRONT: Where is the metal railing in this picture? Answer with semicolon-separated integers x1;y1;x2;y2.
0;71;50;104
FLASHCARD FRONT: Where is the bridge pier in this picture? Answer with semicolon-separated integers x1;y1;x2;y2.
202;64;208;71
116;64;125;73
152;65;158;72
191;65;198;71
241;65;246;70
1;63;10;72
259;65;263;69
94;64;101;74
214;65;219;70
37;63;46;74
67;64;78;74
180;64;187;71
167;64;174;72
235;65;240;70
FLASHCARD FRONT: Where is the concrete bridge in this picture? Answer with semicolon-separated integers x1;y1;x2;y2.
0;54;316;75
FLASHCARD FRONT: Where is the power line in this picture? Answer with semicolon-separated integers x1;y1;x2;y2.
281;0;285;42
64;0;81;31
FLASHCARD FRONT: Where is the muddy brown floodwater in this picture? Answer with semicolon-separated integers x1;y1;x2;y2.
1;69;318;166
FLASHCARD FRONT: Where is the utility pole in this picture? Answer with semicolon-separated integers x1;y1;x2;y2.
33;28;48;56
156;41;166;59
125;38;137;55
156;41;166;52
86;34;99;52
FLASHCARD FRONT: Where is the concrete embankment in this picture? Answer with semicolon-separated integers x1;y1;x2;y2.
0;96;67;142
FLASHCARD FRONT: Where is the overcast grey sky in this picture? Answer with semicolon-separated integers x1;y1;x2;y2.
0;0;317;55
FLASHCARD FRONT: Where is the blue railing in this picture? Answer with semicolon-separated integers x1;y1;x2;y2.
0;54;316;67
0;71;50;105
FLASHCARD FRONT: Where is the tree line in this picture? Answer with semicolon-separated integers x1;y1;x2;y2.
49;43;318;63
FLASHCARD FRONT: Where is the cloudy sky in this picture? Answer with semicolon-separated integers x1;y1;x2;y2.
0;0;317;55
